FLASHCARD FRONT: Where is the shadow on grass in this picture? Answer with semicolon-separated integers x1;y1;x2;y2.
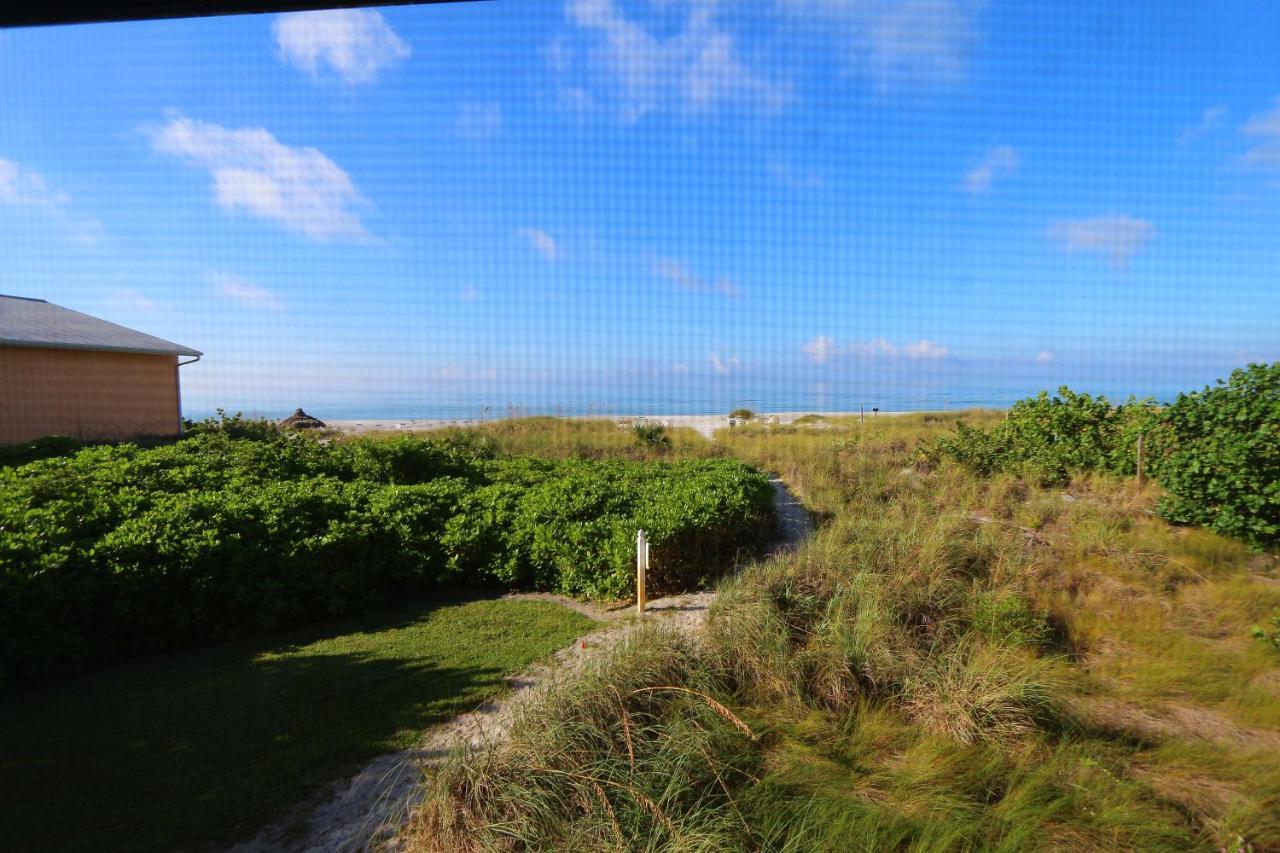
0;596;593;853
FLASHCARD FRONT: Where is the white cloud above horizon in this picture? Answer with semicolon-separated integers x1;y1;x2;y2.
556;0;790;122
147;115;370;241
780;0;983;93
519;227;559;261
902;339;949;359
1036;350;1054;364
1179;104;1227;146
962;144;1019;193
459;286;481;303
804;335;949;362
273;9;410;85
1242;97;1280;184
0;156;104;244
708;352;741;376
206;270;286;311
106;287;158;313
1046;214;1154;266
803;334;836;364
652;254;742;297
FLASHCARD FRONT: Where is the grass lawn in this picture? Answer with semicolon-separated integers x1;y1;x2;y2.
0;596;596;853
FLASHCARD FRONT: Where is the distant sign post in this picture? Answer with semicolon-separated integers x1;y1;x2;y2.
636;529;649;615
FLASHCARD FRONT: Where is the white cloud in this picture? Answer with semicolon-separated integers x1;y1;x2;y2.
807;336;951;362
273;9;410;85
1046;214;1155;266
1242;97;1280;183
802;335;836;364
562;87;597;115
671;362;690;375
453;102;503;140
781;0;982;92
1036;350;1054;364
1179;104;1227;146
558;0;789;122
206;270;286;311
0;156;103;244
147;115;369;241
652;255;742;297
106;288;157;313
850;337;899;358
0;158;69;210
519;227;559;261
962;144;1019;194
902;339;948;359
459;286;481;303
708;352;740;376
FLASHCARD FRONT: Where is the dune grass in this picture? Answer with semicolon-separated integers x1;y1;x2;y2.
356;416;720;462
0;597;596;853
409;412;1280;851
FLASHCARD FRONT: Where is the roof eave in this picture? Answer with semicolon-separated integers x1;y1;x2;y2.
0;339;203;358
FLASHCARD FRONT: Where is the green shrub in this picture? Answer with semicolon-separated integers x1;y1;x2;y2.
935;364;1279;551
182;408;281;441
934;388;1159;487
631;421;671;449
1151;364;1279;550
0;432;773;683
730;408;755;420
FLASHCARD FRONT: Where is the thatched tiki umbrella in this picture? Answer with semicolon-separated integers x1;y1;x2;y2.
279;408;326;430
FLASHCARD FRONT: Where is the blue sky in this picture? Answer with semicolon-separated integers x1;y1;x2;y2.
1;0;1278;416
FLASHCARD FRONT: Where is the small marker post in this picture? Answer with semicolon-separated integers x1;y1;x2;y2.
636;529;648;615
1135;433;1145;486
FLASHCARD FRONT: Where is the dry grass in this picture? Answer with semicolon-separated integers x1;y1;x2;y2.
404;412;1279;851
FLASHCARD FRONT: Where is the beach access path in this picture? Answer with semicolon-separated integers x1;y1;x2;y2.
232;477;814;853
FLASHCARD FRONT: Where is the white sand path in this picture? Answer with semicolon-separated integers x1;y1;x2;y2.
231;478;813;853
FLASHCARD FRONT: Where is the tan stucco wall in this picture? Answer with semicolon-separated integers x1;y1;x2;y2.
0;345;182;444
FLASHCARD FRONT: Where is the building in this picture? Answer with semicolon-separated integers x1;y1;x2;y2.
0;295;201;445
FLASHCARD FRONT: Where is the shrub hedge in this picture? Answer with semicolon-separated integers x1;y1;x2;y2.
0;432;774;684
934;363;1279;550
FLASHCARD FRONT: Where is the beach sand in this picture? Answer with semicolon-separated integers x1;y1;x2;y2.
326;411;908;439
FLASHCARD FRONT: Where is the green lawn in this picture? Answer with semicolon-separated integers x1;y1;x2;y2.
0;597;596;853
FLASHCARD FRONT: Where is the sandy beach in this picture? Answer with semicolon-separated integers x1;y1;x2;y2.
326;410;909;439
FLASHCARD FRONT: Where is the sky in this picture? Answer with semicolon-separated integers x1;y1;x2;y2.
1;0;1278;417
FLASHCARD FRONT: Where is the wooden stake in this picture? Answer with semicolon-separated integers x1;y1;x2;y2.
636;529;647;615
1135;433;1145;486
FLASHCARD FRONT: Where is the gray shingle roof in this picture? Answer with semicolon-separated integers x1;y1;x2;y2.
0;295;201;357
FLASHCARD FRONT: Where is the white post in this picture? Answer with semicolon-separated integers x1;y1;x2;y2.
636;529;647;615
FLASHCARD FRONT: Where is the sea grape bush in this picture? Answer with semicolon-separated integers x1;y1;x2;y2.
1152;363;1279;549
932;387;1161;487
0;432;774;684
934;363;1279;550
